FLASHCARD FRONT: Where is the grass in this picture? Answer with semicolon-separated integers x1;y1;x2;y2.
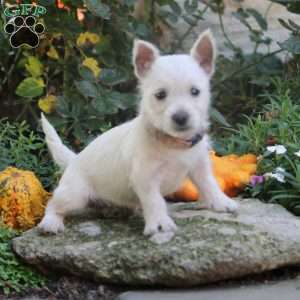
0;119;58;189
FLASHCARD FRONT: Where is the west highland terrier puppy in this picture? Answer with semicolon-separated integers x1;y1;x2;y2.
38;29;238;238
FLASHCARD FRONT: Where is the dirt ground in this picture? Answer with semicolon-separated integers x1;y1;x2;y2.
2;266;300;300
1;276;121;300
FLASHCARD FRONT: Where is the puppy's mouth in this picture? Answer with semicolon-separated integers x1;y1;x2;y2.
167;131;205;148
173;125;191;132
149;126;207;149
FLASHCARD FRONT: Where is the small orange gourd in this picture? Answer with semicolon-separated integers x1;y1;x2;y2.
0;167;50;230
171;151;257;202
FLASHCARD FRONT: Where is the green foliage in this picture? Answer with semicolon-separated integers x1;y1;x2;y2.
0;119;57;189
0;225;45;295
0;1;140;145
269;1;300;55
16;77;45;98
271;0;300;14
209;0;285;125
217;80;300;215
1;0;211;147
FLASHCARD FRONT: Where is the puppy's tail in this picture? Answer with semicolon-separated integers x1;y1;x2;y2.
41;113;76;170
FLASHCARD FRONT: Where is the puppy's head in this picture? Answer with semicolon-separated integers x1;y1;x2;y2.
133;29;216;139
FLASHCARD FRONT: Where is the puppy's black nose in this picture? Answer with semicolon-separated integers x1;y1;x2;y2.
172;111;189;127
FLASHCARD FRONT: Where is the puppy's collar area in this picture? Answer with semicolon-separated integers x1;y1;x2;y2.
149;126;205;149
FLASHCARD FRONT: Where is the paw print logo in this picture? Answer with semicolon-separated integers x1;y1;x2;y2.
4;16;45;48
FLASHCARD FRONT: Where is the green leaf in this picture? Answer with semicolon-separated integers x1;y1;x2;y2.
292;204;300;215
210;107;231;127
78;66;95;82
232;9;251;29
159;9;178;23
184;0;198;14
134;22;151;38
246;8;268;31
169;0;182;15
278;18;295;31
286;2;300;14
288;19;300;32
25;56;43;78
182;15;197;26
123;0;136;6
99;68;129;85
15;77;45;98
92;95;119;115
75;80;98;98
279;36;300;54
85;0;111;20
108;91;133;110
56;96;70;116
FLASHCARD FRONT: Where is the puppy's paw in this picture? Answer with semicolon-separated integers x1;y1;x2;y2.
208;194;238;213
150;231;175;244
144;214;177;236
38;213;64;234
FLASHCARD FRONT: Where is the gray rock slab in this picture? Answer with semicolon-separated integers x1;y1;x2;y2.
116;278;300;300
12;199;300;287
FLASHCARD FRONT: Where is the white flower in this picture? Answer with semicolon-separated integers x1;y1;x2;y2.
275;167;285;173
267;145;287;155
271;173;285;183
264;167;286;183
295;150;300;157
264;172;272;179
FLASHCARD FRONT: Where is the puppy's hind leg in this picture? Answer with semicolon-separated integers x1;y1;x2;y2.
38;170;91;233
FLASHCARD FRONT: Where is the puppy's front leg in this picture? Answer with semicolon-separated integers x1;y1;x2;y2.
132;173;177;236
190;150;238;212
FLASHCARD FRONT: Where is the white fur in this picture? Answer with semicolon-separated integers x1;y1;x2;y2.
38;29;238;237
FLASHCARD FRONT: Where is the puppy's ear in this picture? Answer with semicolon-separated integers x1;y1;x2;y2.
190;29;216;77
133;40;160;78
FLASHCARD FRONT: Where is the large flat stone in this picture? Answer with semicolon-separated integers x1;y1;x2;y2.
12;199;300;287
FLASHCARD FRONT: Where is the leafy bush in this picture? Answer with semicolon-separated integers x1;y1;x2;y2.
0;0;212;147
1;0;298;137
1;0;289;142
0;119;57;189
207;0;286;126
217;80;300;215
0;225;45;295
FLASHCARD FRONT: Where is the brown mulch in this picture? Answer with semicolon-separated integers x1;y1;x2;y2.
1;276;121;300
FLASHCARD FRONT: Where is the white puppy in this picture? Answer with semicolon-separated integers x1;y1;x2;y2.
38;29;238;237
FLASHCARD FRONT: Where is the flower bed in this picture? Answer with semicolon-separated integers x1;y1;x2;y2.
219;81;300;215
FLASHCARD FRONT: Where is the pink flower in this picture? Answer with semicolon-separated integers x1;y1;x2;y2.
250;175;264;187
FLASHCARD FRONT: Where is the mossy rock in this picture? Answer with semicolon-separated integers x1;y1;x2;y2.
12;199;300;286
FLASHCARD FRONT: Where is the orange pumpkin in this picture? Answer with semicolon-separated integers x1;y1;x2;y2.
0;167;50;230
171;151;257;202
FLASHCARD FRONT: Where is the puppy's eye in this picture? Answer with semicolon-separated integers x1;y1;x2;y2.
155;89;167;100
191;87;200;96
